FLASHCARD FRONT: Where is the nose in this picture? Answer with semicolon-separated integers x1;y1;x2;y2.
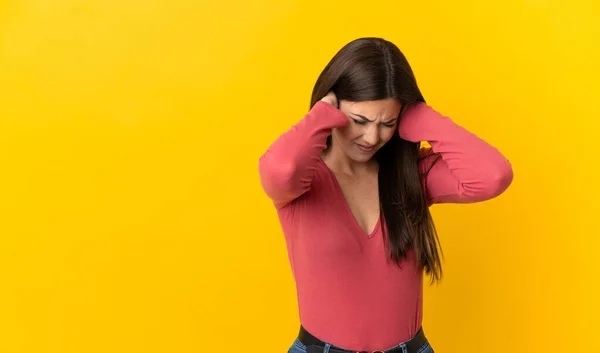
363;125;380;146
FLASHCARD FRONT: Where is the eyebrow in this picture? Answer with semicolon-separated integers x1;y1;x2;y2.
350;113;398;124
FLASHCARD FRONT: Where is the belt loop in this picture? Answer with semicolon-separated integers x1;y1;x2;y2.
323;343;331;353
400;343;407;353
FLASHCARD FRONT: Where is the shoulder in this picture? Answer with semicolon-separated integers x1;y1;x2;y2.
279;160;338;213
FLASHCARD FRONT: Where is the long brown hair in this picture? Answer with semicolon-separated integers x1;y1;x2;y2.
310;37;443;283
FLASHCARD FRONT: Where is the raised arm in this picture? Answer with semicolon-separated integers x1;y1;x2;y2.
398;102;513;205
258;100;348;208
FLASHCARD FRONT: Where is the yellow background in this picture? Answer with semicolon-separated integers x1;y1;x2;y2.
1;1;599;352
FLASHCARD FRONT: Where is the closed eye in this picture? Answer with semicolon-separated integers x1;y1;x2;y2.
381;119;397;128
351;119;367;125
350;113;397;127
352;119;395;127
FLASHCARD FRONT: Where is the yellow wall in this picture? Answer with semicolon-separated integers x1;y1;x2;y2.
1;1;598;352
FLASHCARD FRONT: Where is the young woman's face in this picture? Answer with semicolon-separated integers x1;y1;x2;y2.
332;98;402;163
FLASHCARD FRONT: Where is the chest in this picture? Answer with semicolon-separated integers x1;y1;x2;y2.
333;172;380;235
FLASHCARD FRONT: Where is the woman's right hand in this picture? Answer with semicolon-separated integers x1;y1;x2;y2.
320;91;338;108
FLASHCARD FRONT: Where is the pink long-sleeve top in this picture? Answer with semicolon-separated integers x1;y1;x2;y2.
258;101;513;351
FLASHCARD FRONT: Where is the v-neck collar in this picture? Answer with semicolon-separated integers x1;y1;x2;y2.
317;158;381;238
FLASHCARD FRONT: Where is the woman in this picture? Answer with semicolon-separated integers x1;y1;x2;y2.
258;37;513;353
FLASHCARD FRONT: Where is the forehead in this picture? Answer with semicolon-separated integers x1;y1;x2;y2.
343;98;402;120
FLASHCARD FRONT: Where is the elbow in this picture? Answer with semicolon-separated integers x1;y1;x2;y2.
485;161;514;198
258;154;300;201
462;160;514;202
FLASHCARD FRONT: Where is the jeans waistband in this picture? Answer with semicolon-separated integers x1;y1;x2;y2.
297;326;428;353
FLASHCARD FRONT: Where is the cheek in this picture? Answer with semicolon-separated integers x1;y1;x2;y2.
337;124;363;141
380;128;396;143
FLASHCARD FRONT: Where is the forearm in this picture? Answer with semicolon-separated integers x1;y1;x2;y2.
258;101;348;207
399;102;513;202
